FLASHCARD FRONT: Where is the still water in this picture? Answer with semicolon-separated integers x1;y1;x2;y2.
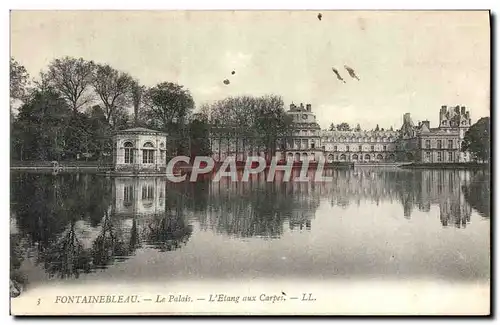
10;168;490;292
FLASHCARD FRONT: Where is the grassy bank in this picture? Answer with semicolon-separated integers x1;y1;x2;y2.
10;160;113;171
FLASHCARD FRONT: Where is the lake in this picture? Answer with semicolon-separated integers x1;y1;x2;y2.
10;167;490;313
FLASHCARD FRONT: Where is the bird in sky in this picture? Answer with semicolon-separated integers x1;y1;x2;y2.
223;79;230;85
317;13;322;21
331;67;346;83
344;65;360;81
231;70;235;75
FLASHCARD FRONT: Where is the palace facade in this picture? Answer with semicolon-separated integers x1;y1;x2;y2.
209;103;472;164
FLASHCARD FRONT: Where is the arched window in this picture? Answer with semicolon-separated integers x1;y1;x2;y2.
143;142;155;164
124;142;134;164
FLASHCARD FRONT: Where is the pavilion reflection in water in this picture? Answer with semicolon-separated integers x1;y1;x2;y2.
111;177;192;253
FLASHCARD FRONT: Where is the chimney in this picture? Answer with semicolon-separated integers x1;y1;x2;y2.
454;105;460;114
290;103;296;111
306;104;311;112
300;103;304;111
461;106;466;114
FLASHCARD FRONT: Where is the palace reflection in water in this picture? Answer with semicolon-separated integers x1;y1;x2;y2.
10;168;490;289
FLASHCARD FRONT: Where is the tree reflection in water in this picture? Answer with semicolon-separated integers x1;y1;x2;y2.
462;170;490;219
9;167;491;287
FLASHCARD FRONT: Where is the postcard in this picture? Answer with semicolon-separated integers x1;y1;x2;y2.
9;10;490;315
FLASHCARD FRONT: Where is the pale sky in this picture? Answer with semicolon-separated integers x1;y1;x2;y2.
10;10;490;130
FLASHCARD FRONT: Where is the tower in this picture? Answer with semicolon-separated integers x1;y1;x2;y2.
439;105;472;162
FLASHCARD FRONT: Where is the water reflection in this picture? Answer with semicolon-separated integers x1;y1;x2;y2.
9;168;490;289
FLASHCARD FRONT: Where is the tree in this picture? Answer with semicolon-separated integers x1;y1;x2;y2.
254;95;293;160
10;57;30;102
375;124;380;131
12;89;71;161
130;79;145;126
188;115;212;157
355;123;361;131
205;95;293;161
143;82;195;130
461;117;490;163
46;57;95;114
328;123;335;131
92;64;134;126
336;122;351;131
143;82;195;154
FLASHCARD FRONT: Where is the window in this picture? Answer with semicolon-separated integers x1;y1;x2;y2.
371;145;375;151
142;142;155;164
425;140;431;149
437;140;442;149
383;145;387;151
143;150;154;164
124;142;134;164
448;151;453;162
311;143;315;149
358;145;362;151
426;151;430;160
448;140;453;149
437;152;442;162
334;146;337;151
346;146;350;152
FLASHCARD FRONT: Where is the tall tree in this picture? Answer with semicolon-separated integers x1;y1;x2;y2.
254;95;293;160
130;79;144;127
355;123;362;131
143;82;195;129
328;123;335;131
92;64;134;126
46;57;95;114
143;82;195;154
189;114;212;157
375;124;380;131
12;89;71;161
461;117;490;163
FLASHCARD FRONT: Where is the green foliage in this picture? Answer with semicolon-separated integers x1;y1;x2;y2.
461;117;490;162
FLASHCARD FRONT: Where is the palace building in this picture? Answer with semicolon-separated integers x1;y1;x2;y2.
208;103;472;164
